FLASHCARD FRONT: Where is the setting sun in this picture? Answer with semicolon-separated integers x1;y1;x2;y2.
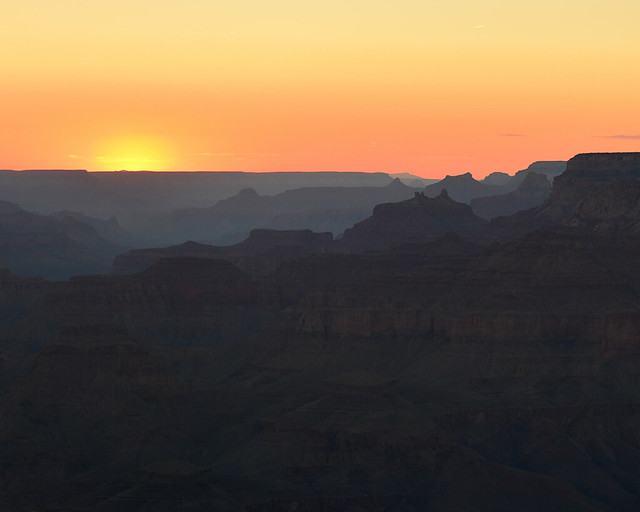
93;135;175;171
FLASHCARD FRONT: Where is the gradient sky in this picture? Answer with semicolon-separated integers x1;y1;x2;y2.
2;1;639;178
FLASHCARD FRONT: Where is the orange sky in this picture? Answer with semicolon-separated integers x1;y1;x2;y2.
1;1;639;178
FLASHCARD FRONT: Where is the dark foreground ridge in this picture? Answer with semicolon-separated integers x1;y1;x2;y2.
0;153;640;511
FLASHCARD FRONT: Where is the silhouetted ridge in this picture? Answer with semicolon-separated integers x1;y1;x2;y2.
337;189;486;251
482;171;512;186
471;172;552;220
136;180;419;245
4;153;640;511
479;152;640;242
386;177;408;189
424;172;501;203
237;187;260;197
112;228;333;275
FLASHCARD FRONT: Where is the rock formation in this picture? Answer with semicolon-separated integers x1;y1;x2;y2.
480;153;640;242
337;190;487;251
134;178;419;246
0;169;394;219
482;161;565;190
424;171;501;202
567;180;640;234
113;228;333;276
471;171;552;220
546;152;640;218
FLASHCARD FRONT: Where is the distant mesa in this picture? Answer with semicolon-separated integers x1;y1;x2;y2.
506;160;566;188
112;228;333;276
336;189;487;252
136;177;420;246
471;172;552;220
482;171;512;186
423;161;565;206
424;172;500;203
0;169;395;221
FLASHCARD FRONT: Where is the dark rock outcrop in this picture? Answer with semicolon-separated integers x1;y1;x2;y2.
546;152;640;219
480;153;640;243
567;180;640;234
337;190;487;251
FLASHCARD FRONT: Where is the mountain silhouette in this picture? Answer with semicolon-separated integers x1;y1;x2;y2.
1;154;640;510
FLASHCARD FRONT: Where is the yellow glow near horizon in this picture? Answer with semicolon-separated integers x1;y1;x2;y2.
93;135;175;171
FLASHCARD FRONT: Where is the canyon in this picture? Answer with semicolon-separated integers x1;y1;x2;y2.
0;153;639;511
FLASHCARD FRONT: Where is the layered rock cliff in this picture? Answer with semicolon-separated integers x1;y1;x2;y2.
545;152;640;219
567;180;640;234
480;152;640;242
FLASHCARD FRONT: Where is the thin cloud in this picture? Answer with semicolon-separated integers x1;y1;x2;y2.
198;151;281;157
598;134;640;140
499;133;526;137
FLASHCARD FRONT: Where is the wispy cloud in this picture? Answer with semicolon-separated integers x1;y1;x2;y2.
499;133;525;137
68;154;83;159
473;25;486;29
598;134;640;140
197;152;281;158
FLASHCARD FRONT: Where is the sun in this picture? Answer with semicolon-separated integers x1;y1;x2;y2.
94;134;175;171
